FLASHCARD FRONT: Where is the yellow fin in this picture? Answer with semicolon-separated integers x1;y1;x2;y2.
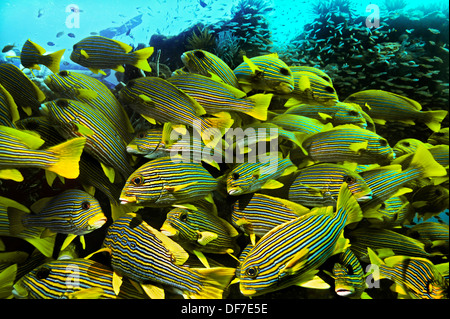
45;137;86;179
100;162;116;183
318;112;333;121
113;65;125;73
349;141;368;153
141;283;165;299
0;83;20;123
141;114;156;124
244;93;272;121
76;88;98;99
0;126;45;149
131;46;154;72
297;75;311;91
72;122;94;136
67;288;104;299
46;49;65;74
0;169;24;182
281;247;309;275
193;250;210;268
298;275;330;289
113;271;123;295
145;223;189;265
60;234;77;251
373;118;386;125
197;231;218;246
28;39;46;55
243;55;261;74
80;49;90;59
261;179;284;189
30;196;53;214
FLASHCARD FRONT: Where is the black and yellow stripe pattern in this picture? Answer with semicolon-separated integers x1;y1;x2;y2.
120;156;218;206
181;49;240;88
288;163;372;207
14;258;148;299
331;248;366;298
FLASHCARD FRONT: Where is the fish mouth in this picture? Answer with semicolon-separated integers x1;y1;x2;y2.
126;145;140;155
39;104;49;116
239;285;257;297
12;282;28;299
180;53;188;65
88;215;107;228
336;288;354;297
160;223;179;238
356;194;372;202
228;187;243;195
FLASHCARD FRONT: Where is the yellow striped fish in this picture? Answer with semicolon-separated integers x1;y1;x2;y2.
19;39;65;74
298;124;396;165
13;258;148;299
44;70;134;142
348;227;432;262
393;138;432;157
0;125;86;182
7;189;106;249
427;127;449;145
231;193;310;243
284;71;338;106
239;182;362;297
167;73;272;121
268;114;333;135
103;215;236;299
406;222;449;253
289;66;333;84
15;116;66;147
120;156;218;207
368;249;449;299
0;63;46;116
226;157;297;195
344;89;448;132
181;49;240;88
288;163;372;207
0;83;20;127
70;36;154;75
40;99;133;182
118;76;233;147
160;205;240;256
326;248;367;299
284;102;368;129
233;53;295;94
362;196;414;227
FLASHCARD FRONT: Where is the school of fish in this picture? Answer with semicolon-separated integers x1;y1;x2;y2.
0;30;448;300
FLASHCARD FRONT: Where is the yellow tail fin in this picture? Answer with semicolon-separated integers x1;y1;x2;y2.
245;93;273;121
46;49;66;74
424;110;448;132
199;112;234;147
131;47;154;72
185;267;235;299
46;137;86;179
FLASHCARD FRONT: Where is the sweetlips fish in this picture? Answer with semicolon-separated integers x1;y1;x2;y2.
368;248;449;299
44;70;134;142
118;76;233;147
181;49;240;88
0;63;46;116
70;36;154;75
40;98;133;182
167;72;272;121
344;89;448;132
103;214;236;299
393;138;432;157
226;156;297;195
283;102;368;129
233;53;295;94
19;39;65;74
120;156;218;207
0;125;86;182
160;204;240;267
12;258;148;299
6;189;107;250
298;124;396;165
288;162;372;207
239;182;362;297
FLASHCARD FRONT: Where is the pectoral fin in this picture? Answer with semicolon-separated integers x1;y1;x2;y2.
197;231;218;246
261;179;284;189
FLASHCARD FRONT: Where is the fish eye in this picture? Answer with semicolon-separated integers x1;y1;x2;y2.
131;175;144;186
194;50;205;59
245;266;259;278
379;139;388;146
325;86;335;93
343;175;356;184
59;70;69;77
179;212;188;222
56;99;69;108
401;141;410;147
232;172;240;180
348;110;359;116
36;267;51;280
137;131;146;138
81;201;90;210
380;203;386;209
280;67;290;76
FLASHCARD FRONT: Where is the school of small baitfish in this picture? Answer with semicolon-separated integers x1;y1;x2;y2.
0;35;449;299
